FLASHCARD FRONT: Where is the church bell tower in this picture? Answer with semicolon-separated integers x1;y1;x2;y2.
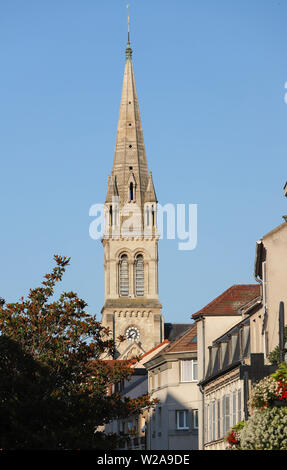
101;30;164;359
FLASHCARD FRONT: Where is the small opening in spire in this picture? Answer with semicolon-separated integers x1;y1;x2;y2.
129;182;134;201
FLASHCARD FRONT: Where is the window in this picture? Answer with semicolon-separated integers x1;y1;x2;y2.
145;206;150;226
135;254;144;296
157;407;162;429
192;409;198;429
119;254;129;296
181;360;198;382
223;395;230;435
109;205;113;226
176;410;189;430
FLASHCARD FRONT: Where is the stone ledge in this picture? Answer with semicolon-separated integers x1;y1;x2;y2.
102;298;162;311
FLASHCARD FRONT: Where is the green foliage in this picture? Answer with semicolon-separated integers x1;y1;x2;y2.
0;256;155;449
237;363;287;450
239;407;287;450
271;362;287;383
225;421;246;450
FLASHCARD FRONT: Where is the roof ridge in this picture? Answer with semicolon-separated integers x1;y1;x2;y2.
134;339;170;363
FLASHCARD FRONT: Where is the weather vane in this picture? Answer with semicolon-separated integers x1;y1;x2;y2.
127;4;130;44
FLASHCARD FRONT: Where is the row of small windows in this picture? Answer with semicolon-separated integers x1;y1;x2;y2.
204;390;242;444
108;202;155;226
119;254;144;297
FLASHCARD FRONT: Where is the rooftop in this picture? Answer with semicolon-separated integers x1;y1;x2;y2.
192;284;260;319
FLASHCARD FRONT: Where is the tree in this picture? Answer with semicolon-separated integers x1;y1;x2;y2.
0;255;154;449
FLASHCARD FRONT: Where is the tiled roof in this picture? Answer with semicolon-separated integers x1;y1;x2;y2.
163;323;197;353
137;339;170;362
192;284;260;319
164;323;193;342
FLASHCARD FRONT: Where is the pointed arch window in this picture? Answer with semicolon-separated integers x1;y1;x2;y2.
109;205;113;226
135;254;144;297
152;205;155;226
119;254;129;297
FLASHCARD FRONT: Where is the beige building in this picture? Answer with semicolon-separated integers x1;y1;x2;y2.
145;324;199;450
195;186;287;450
254;218;287;358
192;284;261;450
101;36;164;358
105;340;170;450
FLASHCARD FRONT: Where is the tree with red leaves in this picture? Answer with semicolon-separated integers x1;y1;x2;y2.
0;256;155;449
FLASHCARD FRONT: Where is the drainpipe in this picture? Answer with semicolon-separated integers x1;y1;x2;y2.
200;317;205;450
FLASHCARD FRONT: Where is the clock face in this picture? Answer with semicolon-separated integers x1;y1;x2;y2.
126;327;140;341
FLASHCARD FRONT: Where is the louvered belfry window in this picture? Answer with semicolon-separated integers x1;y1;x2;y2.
135;254;144;296
119;254;129;297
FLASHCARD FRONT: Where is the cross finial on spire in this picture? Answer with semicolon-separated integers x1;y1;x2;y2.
126;4;132;60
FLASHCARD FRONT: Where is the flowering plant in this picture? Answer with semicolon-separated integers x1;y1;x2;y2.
248;363;287;411
239;407;287;450
248;376;278;410
271;362;287;403
225;421;246;450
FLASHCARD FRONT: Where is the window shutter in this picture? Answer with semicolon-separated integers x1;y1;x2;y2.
217;400;221;439
232;391;237;426
238;389;242;422
225;395;230;432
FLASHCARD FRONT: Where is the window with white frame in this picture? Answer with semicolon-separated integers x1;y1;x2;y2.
192;409;198;429
180;359;198;382
223;395;230;435
176;410;189;430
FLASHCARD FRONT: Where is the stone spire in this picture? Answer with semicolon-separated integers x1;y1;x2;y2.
106;36;150;216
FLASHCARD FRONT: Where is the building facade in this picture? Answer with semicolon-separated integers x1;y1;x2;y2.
145;325;199;450
192;284;261;449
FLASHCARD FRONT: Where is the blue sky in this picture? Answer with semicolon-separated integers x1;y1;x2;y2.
1;0;287;324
